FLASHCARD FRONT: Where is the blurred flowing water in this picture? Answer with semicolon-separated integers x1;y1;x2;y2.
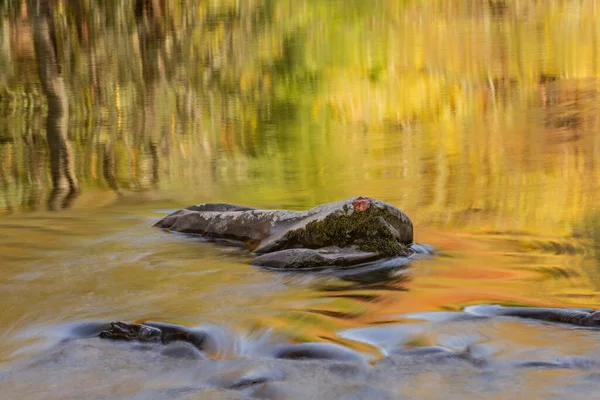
2;1;600;398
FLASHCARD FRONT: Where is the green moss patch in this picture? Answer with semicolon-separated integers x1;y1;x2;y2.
285;206;409;256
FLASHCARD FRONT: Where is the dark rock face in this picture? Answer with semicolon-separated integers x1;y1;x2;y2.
99;321;162;343
464;305;600;327
251;248;382;269
154;196;417;269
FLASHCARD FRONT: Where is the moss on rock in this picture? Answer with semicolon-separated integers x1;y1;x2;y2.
285;205;410;256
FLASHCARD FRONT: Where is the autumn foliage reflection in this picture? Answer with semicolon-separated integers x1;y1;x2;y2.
0;0;598;239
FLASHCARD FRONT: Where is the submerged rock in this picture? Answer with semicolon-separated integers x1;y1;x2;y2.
154;196;419;269
464;305;600;327
99;321;209;349
269;343;366;362
98;321;365;363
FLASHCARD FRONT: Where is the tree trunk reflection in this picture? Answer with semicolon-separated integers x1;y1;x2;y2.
28;0;79;210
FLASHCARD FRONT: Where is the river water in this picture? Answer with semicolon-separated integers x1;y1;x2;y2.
2;1;600;398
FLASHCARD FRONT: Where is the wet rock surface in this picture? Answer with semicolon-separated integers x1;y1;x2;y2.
153;197;424;270
464;304;600;327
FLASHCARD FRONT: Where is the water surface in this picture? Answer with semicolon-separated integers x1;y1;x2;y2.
2;1;600;398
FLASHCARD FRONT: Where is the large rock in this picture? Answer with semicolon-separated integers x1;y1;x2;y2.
154;196;416;269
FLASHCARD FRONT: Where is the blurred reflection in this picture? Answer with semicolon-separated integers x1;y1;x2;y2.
0;0;597;232
257;266;411;344
101;143;120;194
28;0;79;210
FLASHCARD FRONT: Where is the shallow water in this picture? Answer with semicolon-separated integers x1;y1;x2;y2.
2;1;600;398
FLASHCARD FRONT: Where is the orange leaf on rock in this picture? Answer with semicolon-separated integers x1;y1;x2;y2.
352;197;371;212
